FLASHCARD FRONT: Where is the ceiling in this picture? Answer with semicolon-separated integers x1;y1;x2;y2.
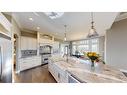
12;12;119;41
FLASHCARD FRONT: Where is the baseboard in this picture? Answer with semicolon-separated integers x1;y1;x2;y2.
20;64;48;72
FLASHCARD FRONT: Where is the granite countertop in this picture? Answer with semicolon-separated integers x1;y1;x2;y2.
52;57;127;83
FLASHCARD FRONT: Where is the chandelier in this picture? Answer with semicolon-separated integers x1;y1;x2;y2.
87;12;99;38
44;12;64;19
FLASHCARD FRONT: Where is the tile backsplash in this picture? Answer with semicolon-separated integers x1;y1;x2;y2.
21;50;37;57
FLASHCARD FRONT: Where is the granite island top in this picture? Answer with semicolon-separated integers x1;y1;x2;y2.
52;57;127;83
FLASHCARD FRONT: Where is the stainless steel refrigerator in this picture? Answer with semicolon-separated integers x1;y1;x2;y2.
0;33;12;83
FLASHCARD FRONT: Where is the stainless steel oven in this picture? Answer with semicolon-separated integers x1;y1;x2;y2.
39;45;52;64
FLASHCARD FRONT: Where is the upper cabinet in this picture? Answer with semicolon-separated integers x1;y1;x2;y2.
20;30;37;50
0;13;12;37
21;36;37;50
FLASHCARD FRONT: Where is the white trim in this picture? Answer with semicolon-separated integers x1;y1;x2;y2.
15;70;20;74
115;13;127;22
120;69;127;73
0;12;12;32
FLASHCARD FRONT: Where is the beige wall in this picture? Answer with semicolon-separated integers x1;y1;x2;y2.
106;18;127;71
12;18;21;57
11;17;21;72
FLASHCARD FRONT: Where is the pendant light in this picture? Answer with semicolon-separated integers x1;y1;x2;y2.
64;25;67;41
87;12;99;38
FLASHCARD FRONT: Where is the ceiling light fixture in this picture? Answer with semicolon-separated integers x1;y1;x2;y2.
44;12;64;19
29;17;33;21
37;26;40;30
87;12;99;38
64;25;67;41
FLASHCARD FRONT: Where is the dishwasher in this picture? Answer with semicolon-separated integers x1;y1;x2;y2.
68;73;80;83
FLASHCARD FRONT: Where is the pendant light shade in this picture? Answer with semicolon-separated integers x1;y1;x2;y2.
64;37;67;41
87;12;99;38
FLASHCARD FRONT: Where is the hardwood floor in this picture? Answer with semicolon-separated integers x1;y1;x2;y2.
14;65;57;83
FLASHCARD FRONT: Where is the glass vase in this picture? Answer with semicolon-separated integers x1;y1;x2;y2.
91;60;95;71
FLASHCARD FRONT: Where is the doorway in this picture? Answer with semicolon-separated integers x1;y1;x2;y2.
64;45;69;55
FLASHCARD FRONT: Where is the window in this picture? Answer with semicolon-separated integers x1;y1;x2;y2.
91;38;98;52
72;38;99;55
91;44;98;52
77;45;89;55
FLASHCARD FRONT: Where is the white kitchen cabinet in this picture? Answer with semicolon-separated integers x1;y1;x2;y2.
48;61;68;83
21;36;37;50
19;56;41;71
48;62;59;81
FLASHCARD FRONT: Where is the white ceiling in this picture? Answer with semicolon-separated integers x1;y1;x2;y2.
12;12;118;41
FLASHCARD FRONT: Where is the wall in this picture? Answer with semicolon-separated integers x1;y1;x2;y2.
11;17;21;72
106;18;127;71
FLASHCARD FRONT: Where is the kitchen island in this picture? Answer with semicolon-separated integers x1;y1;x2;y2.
48;56;127;83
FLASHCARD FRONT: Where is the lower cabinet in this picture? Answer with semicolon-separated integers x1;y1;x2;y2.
48;62;68;83
19;56;41;71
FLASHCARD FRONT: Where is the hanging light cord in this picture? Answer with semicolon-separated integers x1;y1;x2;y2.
64;25;67;38
91;12;94;29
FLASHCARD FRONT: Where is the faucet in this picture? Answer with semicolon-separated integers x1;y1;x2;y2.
63;53;69;62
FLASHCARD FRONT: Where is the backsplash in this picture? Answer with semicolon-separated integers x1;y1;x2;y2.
21;50;37;57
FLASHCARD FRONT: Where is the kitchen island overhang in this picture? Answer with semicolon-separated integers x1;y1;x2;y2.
48;55;127;83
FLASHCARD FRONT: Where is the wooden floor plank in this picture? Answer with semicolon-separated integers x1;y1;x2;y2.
14;65;57;83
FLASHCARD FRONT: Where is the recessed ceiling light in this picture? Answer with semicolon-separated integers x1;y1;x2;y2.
37;27;40;30
29;17;33;21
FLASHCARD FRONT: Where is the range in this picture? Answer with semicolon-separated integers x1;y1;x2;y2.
39;45;52;65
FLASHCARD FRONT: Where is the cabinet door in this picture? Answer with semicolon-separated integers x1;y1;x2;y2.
31;38;37;50
48;63;59;82
21;36;37;50
21;37;27;50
